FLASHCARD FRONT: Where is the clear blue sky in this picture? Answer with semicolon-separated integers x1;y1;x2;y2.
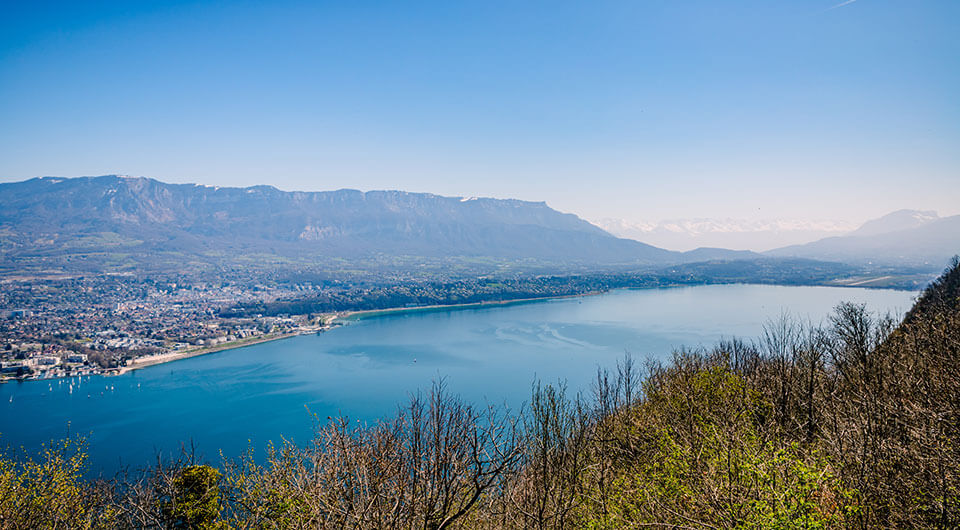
1;0;957;223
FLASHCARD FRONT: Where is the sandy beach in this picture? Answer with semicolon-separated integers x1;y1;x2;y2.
115;331;309;375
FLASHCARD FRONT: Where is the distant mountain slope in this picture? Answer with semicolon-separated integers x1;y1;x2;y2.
849;209;939;237
0;175;757;274
766;210;959;267
594;217;854;252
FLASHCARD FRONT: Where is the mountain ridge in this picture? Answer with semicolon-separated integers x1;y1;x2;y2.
0;175;756;275
765;210;958;267
848;209;939;237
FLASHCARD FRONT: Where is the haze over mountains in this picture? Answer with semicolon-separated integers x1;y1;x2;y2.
0;176;954;278
603;209;958;269
595;217;856;252
766;210;959;267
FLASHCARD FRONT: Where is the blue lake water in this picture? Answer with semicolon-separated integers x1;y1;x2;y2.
0;284;916;475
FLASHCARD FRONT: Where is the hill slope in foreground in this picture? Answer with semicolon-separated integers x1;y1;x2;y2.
2;260;958;528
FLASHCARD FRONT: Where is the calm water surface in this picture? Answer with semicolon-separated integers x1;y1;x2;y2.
0;285;916;474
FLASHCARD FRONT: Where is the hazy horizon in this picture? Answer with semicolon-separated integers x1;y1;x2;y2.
2;1;958;236
4;172;950;252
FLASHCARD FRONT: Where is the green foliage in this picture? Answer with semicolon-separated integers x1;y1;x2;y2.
161;464;225;529
575;367;857;529
0;438;113;529
221;444;306;528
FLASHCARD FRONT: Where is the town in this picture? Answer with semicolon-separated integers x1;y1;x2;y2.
0;273;333;380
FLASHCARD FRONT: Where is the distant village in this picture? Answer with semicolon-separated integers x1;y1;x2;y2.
0;274;335;381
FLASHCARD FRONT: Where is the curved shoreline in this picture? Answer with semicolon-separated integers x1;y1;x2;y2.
329;290;605;324
119;291;606;375
114;331;309;375
120;281;913;375
4;283;917;383
4;291;608;383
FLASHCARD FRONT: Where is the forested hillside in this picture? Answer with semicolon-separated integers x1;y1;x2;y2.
2;259;958;528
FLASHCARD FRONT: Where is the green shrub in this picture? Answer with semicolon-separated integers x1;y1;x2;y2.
161;464;224;529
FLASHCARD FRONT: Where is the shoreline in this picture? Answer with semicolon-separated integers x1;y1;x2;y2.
122;291;607;374
3;282;918;383
3;291;605;383
113;330;310;375
330;290;605;324
112;291;604;376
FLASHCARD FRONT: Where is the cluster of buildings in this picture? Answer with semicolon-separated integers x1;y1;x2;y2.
0;274;328;380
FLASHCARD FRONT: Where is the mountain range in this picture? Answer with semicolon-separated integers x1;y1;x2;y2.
1;176;954;278
0;175;752;276
766;210;959;267
601;210;957;268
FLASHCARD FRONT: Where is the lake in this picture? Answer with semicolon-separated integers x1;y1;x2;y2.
0;284;916;475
